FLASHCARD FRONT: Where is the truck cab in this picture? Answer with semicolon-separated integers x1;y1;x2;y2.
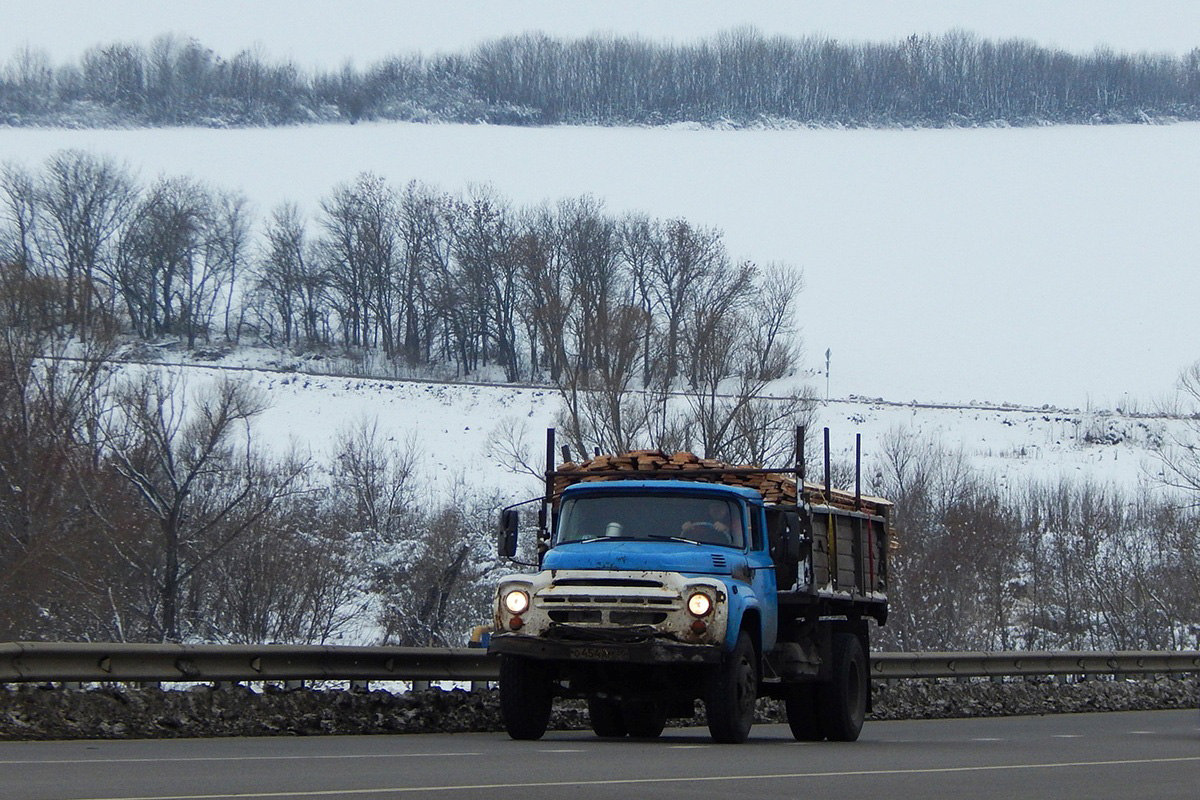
495;480;777;663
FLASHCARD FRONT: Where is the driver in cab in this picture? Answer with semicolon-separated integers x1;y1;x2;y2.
681;501;741;545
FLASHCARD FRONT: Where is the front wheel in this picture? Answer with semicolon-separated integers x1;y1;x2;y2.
705;631;757;743
817;632;867;742
499;655;553;740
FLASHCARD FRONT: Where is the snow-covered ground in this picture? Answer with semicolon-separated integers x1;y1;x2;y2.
116;355;1187;506
3;120;1198;410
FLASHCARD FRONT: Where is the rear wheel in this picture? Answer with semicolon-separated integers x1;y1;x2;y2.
587;696;627;738
705;631;757;743
784;682;824;741
623;700;667;739
499;655;553;740
817;633;867;742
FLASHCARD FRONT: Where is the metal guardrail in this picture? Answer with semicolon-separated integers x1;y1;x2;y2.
871;650;1200;679
2;642;1198;685
0;642;494;684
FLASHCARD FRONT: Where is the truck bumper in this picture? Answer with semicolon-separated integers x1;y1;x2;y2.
489;632;722;665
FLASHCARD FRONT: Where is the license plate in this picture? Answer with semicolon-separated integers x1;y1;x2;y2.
571;646;624;660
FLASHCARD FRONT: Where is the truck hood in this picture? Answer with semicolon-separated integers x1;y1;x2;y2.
543;540;737;575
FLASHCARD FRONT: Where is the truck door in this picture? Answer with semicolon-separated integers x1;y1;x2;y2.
746;504;778;652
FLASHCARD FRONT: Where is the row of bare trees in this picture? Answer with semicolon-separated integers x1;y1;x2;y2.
1;153;807;417
874;426;1200;652
5;287;1200;649
1;151;249;349
0;310;503;644
3;30;1199;127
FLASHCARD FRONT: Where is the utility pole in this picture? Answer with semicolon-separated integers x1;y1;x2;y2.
825;348;831;401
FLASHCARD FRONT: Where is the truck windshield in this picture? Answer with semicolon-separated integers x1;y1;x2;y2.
557;493;745;549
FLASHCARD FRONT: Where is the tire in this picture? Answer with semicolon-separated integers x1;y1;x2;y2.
784;682;825;741
499;655;553;740
587;696;627;738
622;700;667;739
705;631;757;743
817;633;867;742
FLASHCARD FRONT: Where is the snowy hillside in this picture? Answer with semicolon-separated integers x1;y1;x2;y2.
119;356;1185;505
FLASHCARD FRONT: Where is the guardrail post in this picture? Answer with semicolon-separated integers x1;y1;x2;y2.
351;680;370;692
410;680;430;692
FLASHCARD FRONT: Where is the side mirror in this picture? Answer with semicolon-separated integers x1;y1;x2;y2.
498;508;519;558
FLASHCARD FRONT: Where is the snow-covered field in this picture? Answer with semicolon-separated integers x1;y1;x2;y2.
3;120;1198;410
122;357;1186;506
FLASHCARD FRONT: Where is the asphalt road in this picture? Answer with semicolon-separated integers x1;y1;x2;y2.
1;710;1197;800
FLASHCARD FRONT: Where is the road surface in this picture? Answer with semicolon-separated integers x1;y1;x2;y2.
0;710;1196;799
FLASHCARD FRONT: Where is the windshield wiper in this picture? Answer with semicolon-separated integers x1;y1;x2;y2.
569;534;699;546
571;535;641;544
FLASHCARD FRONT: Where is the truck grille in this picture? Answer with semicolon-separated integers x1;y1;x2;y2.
542;595;672;605
536;574;680;627
552;578;663;588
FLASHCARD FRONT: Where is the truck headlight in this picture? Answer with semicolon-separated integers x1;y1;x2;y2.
503;589;530;615
686;591;712;617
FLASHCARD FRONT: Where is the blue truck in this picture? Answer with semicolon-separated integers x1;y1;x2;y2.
490;428;892;744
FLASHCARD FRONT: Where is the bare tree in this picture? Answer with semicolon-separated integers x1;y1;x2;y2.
647;218;727;387
210;190;251;342
36;151;138;338
375;482;507;646
1156;360;1200;502
0;317;120;639
2;45;55;114
450;186;522;380
196;471;367;645
99;372;306;641
318;172;405;355
329;416;419;534
0;163;39;272
396;181;450;367
872;427;979;651
513;203;573;382
253;202;329;347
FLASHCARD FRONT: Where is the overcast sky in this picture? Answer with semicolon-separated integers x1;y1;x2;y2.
3;1;1198;68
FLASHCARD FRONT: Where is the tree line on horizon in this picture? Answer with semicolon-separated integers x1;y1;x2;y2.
1;28;1198;128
